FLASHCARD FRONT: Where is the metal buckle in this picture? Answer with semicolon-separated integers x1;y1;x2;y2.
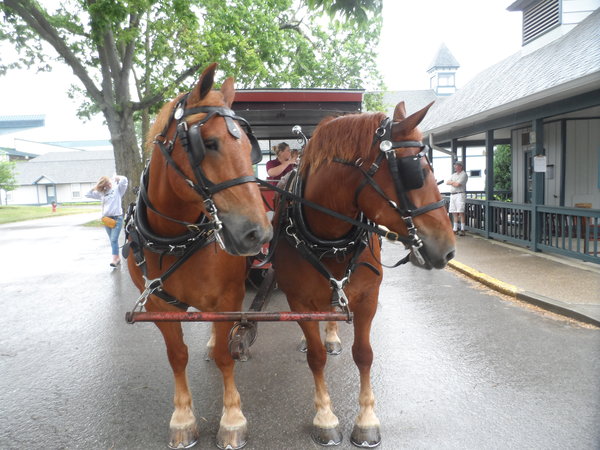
330;277;352;323
412;246;426;265
126;276;163;323
384;230;399;241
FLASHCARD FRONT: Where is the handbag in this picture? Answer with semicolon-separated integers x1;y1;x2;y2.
101;216;117;228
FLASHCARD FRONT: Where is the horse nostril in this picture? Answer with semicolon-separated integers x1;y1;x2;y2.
245;229;259;244
446;250;455;262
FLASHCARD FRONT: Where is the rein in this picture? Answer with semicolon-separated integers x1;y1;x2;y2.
258;118;447;317
124;94;261;318
153;93;261;248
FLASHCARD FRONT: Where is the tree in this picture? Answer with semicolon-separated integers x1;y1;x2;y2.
494;144;512;199
0;160;18;205
1;0;383;204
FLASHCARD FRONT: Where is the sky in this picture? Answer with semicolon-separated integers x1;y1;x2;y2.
0;0;523;145
378;0;522;91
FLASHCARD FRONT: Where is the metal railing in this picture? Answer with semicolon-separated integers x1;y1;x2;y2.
455;195;600;263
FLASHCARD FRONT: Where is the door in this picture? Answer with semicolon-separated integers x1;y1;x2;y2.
46;185;56;204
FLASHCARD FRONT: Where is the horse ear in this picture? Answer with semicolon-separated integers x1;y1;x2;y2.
190;63;218;103
393;102;407;121
221;77;235;108
392;101;435;137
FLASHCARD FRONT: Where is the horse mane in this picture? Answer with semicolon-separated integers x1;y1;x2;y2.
300;112;387;177
145;92;193;157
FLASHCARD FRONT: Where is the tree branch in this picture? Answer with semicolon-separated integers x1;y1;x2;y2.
4;0;103;106
133;63;203;112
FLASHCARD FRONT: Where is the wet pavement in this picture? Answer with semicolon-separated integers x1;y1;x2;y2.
449;233;600;326
1;214;599;449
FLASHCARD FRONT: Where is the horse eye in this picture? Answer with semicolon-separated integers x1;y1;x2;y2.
204;139;219;152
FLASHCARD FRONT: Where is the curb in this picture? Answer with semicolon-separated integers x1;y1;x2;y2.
448;260;600;328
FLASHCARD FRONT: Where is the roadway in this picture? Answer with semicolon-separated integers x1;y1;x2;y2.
0;213;598;449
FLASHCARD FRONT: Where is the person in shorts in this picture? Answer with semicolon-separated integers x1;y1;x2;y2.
446;161;468;236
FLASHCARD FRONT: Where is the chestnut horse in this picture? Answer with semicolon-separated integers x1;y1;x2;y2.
125;64;271;449
272;101;455;447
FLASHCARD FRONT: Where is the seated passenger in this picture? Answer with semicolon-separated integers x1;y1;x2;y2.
266;142;297;183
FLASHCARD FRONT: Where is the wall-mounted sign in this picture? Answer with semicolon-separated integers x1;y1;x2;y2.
534;155;547;172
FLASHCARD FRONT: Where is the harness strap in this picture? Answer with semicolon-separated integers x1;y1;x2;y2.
255;178;418;245
138;165;217;232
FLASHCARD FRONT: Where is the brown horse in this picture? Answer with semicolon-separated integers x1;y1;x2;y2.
272;101;455;447
125;64;272;449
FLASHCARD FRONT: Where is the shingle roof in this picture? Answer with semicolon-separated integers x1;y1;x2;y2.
14;150;116;185
0;115;45;131
420;8;600;133
0;147;37;158
427;43;460;72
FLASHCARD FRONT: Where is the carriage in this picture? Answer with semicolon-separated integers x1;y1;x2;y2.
123;64;455;449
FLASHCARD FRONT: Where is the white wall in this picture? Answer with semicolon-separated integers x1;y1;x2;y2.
512;118;599;208
522;0;600;54
565;118;600;208
432;151;486;193
5;182;97;205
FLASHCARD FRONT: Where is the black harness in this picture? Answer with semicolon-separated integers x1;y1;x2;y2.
123;94;262;317
273;116;446;318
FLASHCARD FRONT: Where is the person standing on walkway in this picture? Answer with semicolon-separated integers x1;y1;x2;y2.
85;175;129;267
446;161;468;236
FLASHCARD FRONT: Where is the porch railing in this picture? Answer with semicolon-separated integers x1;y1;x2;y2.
457;197;600;264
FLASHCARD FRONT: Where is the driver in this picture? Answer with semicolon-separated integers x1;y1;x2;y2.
266;142;297;183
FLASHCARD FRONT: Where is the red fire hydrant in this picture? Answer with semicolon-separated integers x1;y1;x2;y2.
51;201;57;212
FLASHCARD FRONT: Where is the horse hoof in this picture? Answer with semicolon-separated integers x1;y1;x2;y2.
311;425;342;446
168;425;199;449
297;338;307;353
325;341;342;355
216;424;248;449
350;425;381;448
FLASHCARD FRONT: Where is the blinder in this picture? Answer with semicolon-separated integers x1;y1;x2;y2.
185;108;262;166
396;153;426;190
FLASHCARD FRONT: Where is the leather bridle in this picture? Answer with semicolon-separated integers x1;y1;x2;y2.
152;92;262;248
123;95;263;316
332;117;446;264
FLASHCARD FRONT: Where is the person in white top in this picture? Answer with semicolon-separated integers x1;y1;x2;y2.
85;175;129;267
446;161;468;236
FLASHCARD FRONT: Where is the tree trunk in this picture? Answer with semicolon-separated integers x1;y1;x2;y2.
105;107;143;208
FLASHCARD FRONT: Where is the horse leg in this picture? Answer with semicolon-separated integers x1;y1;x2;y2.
298;321;343;446
350;309;381;448
297;322;341;355
153;320;199;449
324;321;342;355
213;321;248;449
205;323;216;361
297;335;308;353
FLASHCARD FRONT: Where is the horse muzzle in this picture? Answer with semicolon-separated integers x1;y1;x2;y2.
219;212;273;256
410;237;455;270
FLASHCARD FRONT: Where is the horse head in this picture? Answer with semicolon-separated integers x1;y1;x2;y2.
358;101;455;269
147;63;272;256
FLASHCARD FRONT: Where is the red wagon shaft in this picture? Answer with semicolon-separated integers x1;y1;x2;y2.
126;310;352;323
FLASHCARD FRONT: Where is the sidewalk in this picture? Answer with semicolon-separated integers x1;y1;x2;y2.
448;233;600;327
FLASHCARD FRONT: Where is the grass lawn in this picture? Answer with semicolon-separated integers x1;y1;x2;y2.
0;205;101;225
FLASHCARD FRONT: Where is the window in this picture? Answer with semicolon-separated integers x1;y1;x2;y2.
469;170;482;177
71;183;81;198
523;0;560;45
438;73;455;87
